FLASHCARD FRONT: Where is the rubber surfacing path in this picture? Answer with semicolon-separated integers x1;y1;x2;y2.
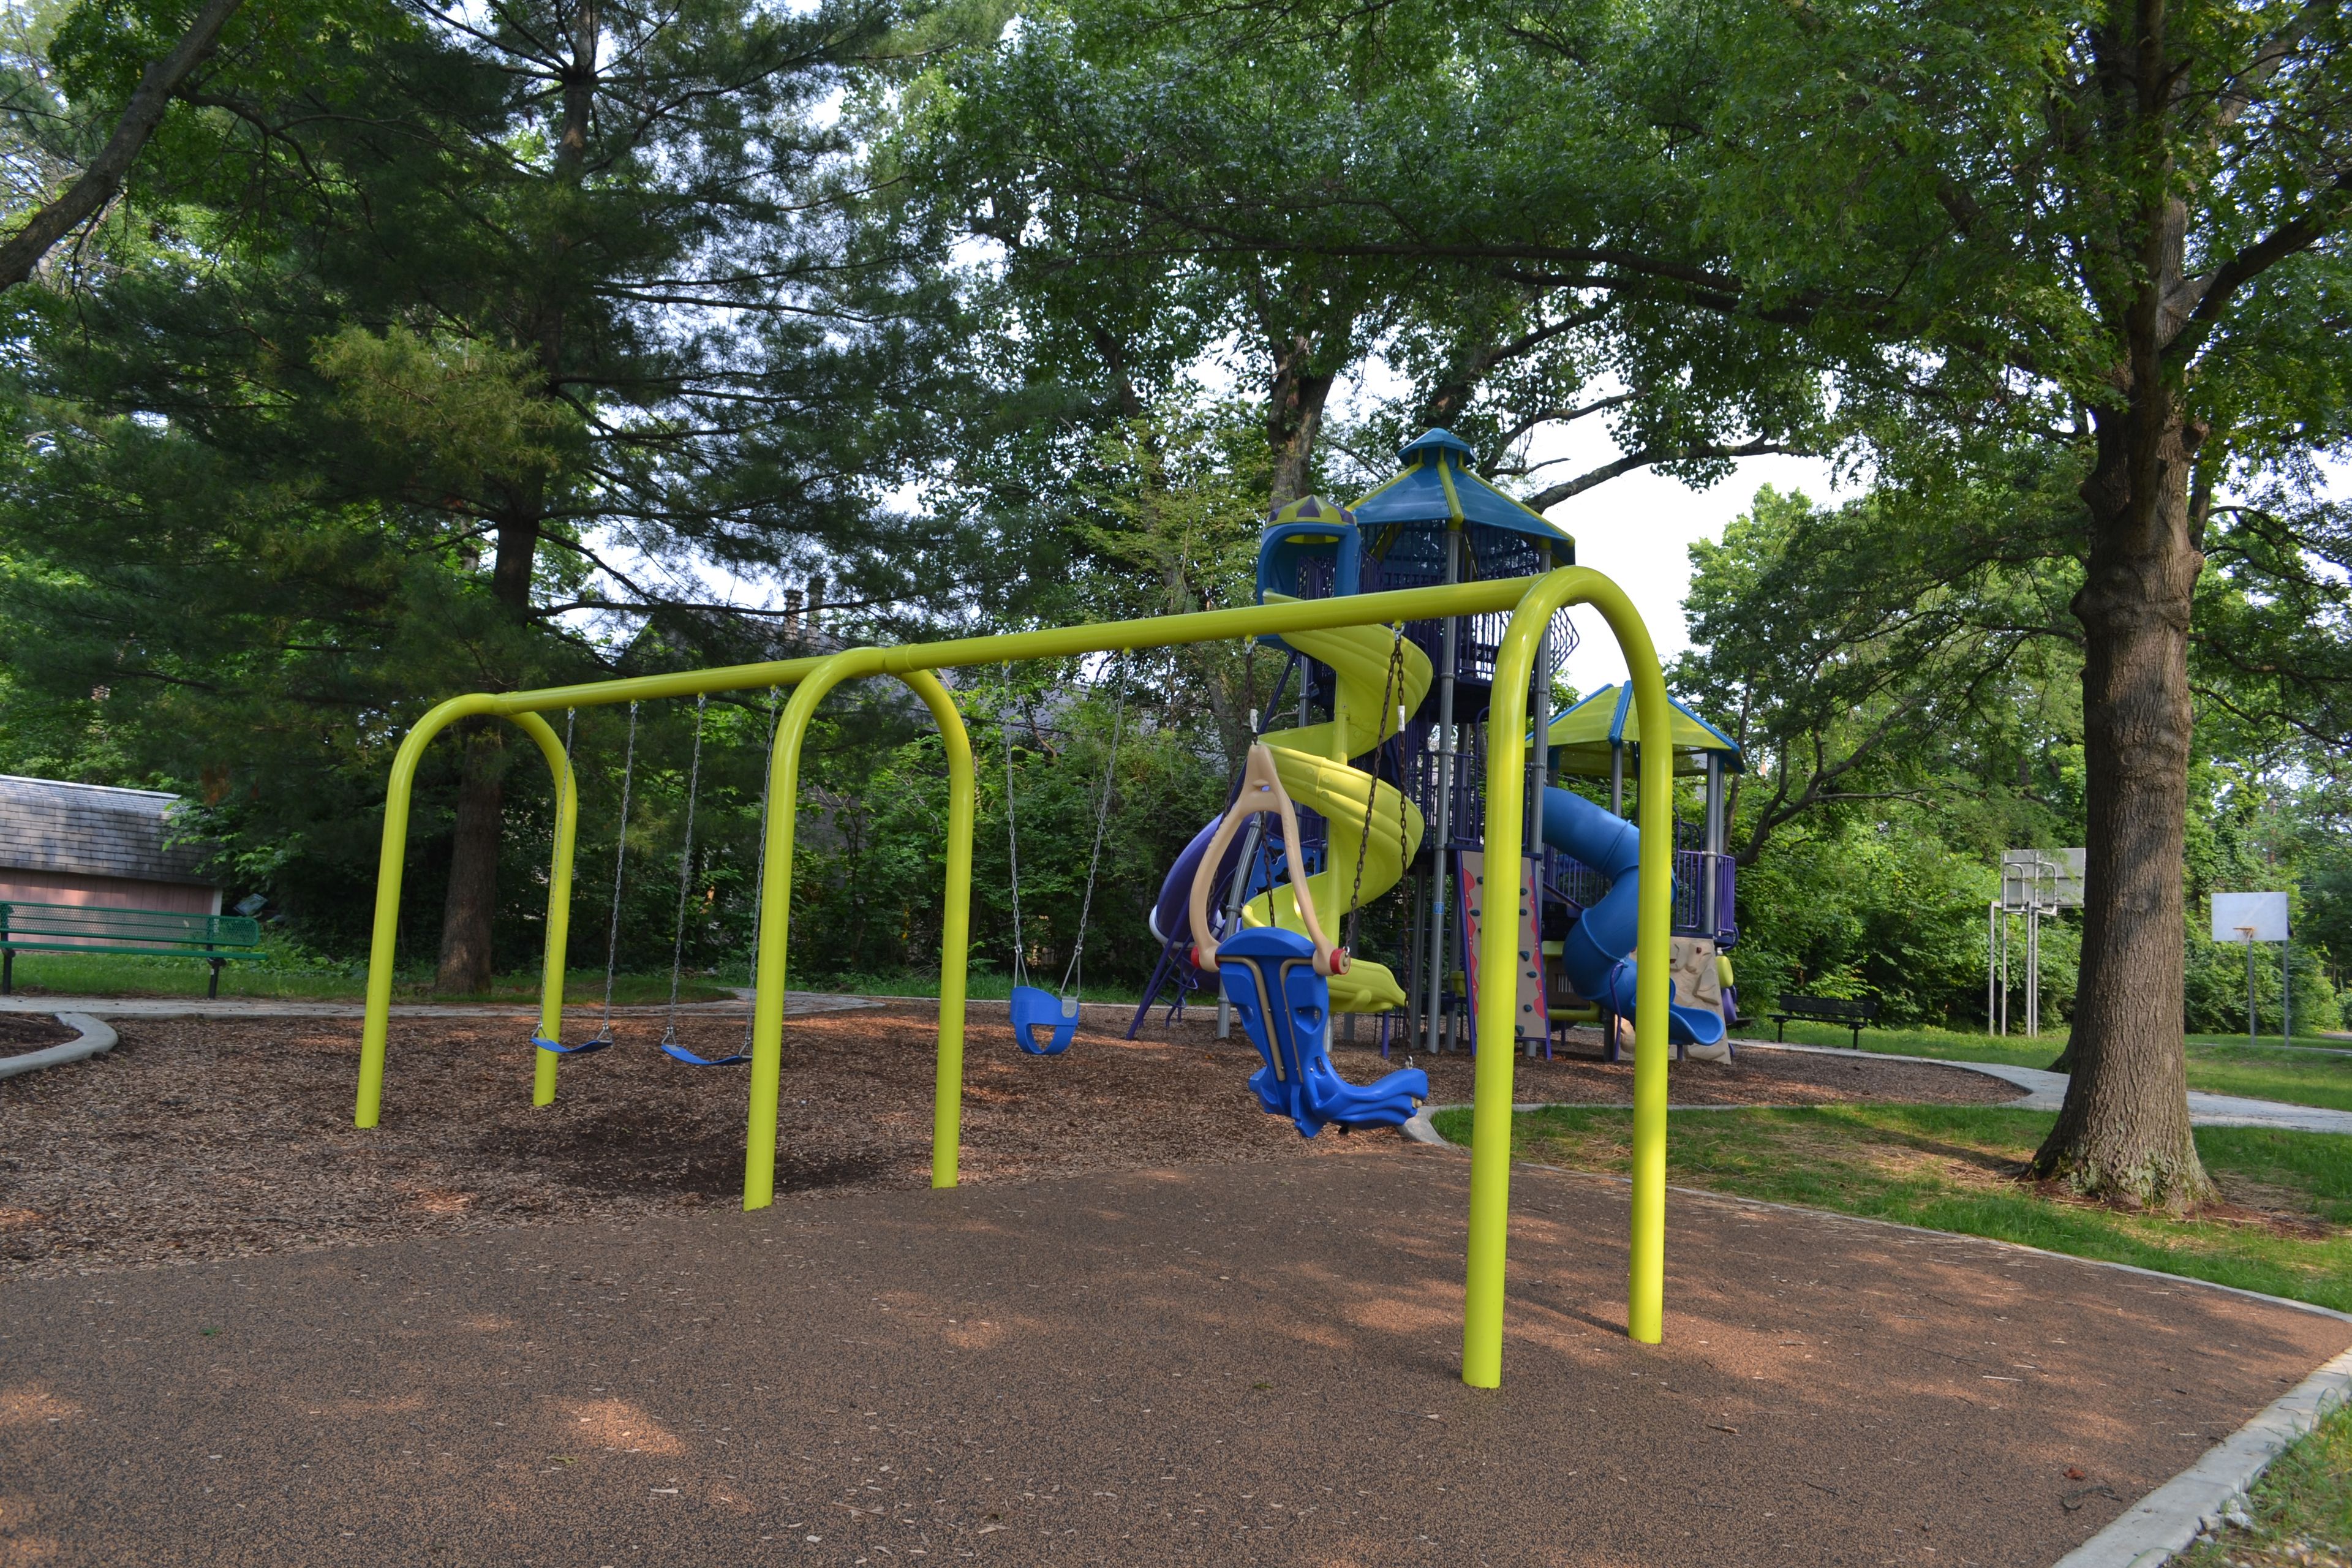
3;1148;2346;1567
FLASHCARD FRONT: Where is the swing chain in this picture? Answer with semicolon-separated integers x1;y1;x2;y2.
1059;658;1128;1000
662;693;709;1044
599;701;641;1039
1002;665;1028;991
1343;621;1410;956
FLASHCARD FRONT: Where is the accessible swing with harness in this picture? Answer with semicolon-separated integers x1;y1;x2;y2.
1188;742;1427;1138
1003;666;1127;1055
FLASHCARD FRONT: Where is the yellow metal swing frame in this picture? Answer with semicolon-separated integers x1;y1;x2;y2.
352;568;1678;1387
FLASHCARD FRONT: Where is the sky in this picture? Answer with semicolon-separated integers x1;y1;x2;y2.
1534;436;1839;696
586;415;1843;695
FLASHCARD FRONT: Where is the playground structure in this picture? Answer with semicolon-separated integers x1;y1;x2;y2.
1137;431;1746;1063
1540;684;1746;1055
348;434;1692;1390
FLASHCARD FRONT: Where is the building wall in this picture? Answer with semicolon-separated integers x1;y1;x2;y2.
0;870;222;916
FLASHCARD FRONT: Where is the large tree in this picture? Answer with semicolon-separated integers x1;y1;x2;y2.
0;0;251;290
0;0;960;987
993;0;2352;1208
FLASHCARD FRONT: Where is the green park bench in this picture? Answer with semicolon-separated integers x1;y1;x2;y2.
0;902;263;998
1767;993;1880;1049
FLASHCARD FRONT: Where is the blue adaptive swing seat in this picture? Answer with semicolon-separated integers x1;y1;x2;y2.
1216;927;1427;1139
1009;985;1079;1055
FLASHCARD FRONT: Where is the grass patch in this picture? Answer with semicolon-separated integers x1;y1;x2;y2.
2;949;1166;1008
1758;1021;2352;1112
1755;1019;2060;1068
2183;1045;2352;1114
1426;1101;2352;1312
798;968;1158;1005
3;951;733;1006
2177;1396;2352;1566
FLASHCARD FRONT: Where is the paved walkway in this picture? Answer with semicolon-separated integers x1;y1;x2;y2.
0;992;875;1020
2;1150;2346;1567
1746;1040;2352;1136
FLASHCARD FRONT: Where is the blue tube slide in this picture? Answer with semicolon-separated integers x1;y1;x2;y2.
1540;787;1727;1049
1148;815;1242;946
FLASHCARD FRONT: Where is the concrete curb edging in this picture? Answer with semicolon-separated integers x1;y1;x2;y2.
1403;1104;2352;1567
0;1012;119;1079
2050;1346;2352;1568
1405;1106;2352;1322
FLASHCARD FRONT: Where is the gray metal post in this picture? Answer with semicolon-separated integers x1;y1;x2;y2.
1528;545;1553;852
1525;548;1554;1057
1998;909;2009;1036
2247;930;2257;1044
2285;937;2292;1044
1703;753;1724;940
1214;818;1263;1040
1423;527;1461;1054
1986;901;1998;1035
2026;905;2040;1038
1610;742;1624;816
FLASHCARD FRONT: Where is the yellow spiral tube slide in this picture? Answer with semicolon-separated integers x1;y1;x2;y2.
1242;611;1433;1013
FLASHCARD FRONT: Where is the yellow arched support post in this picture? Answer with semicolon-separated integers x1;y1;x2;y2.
353;699;579;1127
1464;567;1675;1387
742;655;974;1207
352;654;830;1125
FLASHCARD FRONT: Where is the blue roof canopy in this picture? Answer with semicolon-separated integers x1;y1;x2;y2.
1348;429;1574;547
1543;683;1746;777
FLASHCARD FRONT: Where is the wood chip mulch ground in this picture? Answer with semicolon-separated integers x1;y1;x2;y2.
0;1012;77;1050
0;1003;2016;1281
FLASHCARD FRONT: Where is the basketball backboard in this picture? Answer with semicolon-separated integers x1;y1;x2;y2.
2212;891;2289;943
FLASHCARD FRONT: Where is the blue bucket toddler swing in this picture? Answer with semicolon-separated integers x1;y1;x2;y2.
1000;665;1126;1055
1187;743;1427;1137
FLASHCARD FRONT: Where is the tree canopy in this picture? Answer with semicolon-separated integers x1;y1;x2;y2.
1;0;2348;1210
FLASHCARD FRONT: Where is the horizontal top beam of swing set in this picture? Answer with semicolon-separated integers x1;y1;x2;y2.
450;576;1556;718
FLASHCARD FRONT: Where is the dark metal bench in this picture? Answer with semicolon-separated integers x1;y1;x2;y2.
1768;994;1880;1049
0;902;263;997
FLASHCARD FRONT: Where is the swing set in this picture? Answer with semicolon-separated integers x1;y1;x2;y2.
529;691;779;1067
1001;663;1126;1056
350;568;1682;1391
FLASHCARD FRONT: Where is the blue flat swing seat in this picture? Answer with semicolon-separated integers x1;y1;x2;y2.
533;1029;612;1057
1009;984;1080;1055
660;1035;750;1066
1216;927;1427;1138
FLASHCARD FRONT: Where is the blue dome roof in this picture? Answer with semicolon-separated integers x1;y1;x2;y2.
1349;428;1573;545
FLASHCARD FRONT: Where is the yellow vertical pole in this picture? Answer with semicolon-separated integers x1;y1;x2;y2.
1620;628;1676;1346
1322;657;1355;941
355;718;439;1128
744;651;879;1209
1463;567;1672;1387
903;671;974;1188
519;712;578;1107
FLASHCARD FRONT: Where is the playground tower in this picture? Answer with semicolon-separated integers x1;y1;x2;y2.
1137;429;1743;1056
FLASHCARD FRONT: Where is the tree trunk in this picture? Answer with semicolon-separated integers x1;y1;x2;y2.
435;0;587;994
435;518;541;987
1265;334;1334;510
436;723;505;993
0;0;244;292
2030;392;2212;1210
